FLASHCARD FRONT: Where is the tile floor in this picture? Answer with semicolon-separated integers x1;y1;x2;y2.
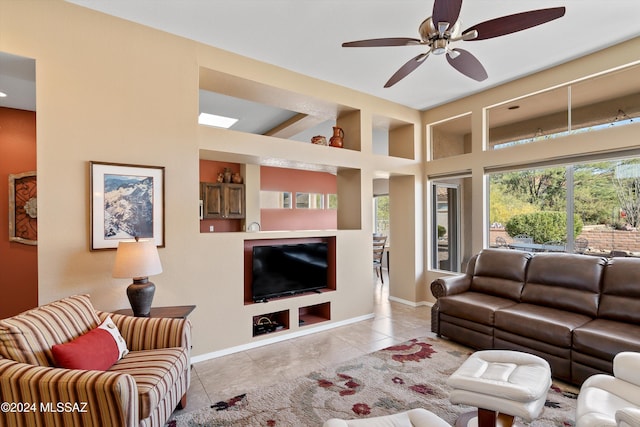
173;270;435;416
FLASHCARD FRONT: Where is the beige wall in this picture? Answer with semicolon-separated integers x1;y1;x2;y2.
0;0;422;358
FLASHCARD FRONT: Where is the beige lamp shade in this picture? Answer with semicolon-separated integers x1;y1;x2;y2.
113;239;162;279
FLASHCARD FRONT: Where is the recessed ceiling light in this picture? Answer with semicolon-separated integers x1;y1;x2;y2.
0;91;7;98
198;112;238;129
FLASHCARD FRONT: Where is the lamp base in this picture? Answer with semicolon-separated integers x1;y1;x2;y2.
127;278;156;317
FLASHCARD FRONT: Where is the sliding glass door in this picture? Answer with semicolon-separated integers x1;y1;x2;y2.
431;183;460;272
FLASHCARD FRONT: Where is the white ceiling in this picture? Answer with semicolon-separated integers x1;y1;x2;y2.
0;52;36;111
65;0;640;111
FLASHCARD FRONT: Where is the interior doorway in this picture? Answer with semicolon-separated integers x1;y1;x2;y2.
373;178;390;272
0;51;38;318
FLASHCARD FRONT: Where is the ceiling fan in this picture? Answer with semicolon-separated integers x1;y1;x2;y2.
342;0;566;87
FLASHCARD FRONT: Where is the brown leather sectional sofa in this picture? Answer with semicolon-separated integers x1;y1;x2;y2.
430;248;640;385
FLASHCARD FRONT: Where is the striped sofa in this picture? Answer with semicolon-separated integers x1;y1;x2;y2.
0;294;191;427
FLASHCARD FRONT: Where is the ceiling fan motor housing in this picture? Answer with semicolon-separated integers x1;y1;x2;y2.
419;17;461;54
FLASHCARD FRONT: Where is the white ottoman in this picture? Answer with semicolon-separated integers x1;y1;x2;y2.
446;350;552;427
323;408;451;427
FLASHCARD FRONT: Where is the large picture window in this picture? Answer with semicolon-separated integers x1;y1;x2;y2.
489;157;640;256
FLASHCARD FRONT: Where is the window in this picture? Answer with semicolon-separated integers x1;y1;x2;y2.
295;192;324;209
486;64;640;150
374;195;390;243
488;157;640;256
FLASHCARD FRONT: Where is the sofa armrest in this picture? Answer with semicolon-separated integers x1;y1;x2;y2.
616;408;640;427
0;358;138;427
430;274;472;299
613;352;640;387
97;311;191;353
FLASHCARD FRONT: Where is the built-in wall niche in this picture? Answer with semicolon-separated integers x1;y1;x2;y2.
199;67;360;151
243;237;337;305
260;166;339;231
372;115;416;160
429;113;472;160
252;310;289;336
251;302;331;337
199;159;245;232
299;302;331;327
486;63;640;150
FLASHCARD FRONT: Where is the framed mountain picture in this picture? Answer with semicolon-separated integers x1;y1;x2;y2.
90;161;165;250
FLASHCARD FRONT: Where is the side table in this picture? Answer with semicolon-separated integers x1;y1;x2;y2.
113;305;196;319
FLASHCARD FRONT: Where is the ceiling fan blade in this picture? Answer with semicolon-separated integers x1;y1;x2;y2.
342;38;422;48
432;0;463;29
384;52;430;88
446;48;488;81
463;7;566;41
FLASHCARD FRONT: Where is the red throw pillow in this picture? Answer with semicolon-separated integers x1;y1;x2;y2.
52;327;119;370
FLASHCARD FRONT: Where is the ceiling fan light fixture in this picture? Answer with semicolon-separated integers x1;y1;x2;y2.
447;49;461;59
432;38;448;55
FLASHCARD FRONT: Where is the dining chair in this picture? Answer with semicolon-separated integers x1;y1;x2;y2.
373;234;387;283
495;236;508;247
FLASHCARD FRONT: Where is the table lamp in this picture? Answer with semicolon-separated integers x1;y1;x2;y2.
112;238;162;317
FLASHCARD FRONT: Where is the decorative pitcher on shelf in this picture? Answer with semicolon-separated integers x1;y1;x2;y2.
329;126;344;148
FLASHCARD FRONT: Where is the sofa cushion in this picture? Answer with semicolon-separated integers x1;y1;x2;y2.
470;249;531;301
522;253;605;317
573;319;640;361
599;257;640;323
439;292;517;326
109;346;188;419
0;294;100;366
495;303;592;347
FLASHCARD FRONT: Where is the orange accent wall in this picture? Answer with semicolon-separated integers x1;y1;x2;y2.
260;166;337;231
0;107;38;318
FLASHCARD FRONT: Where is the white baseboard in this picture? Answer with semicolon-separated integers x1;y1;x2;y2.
190;313;375;364
388;295;433;308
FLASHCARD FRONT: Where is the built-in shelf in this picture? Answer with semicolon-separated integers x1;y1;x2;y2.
299;302;331;327
252;302;331;337
252;310;289;337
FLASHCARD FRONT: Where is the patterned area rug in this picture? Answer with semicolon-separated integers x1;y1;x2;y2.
169;337;577;426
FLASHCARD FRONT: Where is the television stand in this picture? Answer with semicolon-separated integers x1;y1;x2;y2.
251;302;331;338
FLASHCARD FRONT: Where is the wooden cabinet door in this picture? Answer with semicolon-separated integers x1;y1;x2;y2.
201;182;223;219
225;184;245;218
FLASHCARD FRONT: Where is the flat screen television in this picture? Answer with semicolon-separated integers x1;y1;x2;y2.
252;242;328;302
